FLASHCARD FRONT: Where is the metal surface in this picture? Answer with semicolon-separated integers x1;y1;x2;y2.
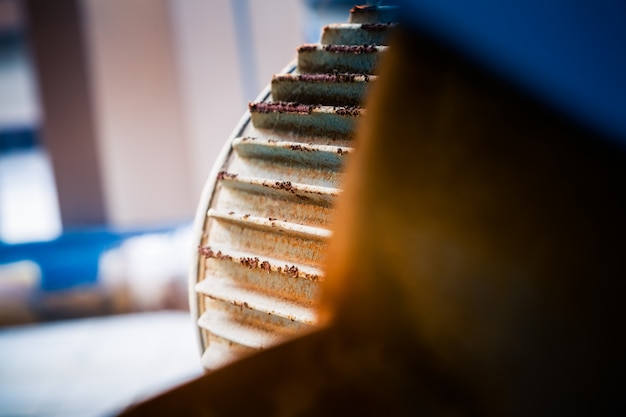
190;5;396;371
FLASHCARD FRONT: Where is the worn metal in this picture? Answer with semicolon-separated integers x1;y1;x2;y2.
190;5;396;371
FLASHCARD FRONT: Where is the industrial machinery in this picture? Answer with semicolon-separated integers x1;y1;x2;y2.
123;1;625;415
189;5;396;371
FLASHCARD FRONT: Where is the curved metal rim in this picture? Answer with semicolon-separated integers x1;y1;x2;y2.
188;62;298;358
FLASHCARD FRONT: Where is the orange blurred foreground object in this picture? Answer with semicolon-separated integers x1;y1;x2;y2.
119;25;625;417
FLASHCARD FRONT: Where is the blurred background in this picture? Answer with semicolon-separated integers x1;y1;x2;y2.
0;0;351;415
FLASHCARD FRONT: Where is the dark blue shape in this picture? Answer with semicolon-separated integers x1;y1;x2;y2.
396;0;626;144
0;126;39;152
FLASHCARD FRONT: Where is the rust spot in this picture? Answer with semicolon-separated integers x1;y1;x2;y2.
260;261;271;273
268;217;277;221
273;180;295;193
335;106;362;116
241;257;260;269
280;73;369;83
284;265;299;277
305;272;321;282
243;214;250;219
217;171;237;181
337;148;344;155
290;144;303;151
297;44;317;53
232;300;251;309
198;246;233;261
228;211;234;215
249;101;318;115
198;245;213;257
324;44;378;54
361;23;392;31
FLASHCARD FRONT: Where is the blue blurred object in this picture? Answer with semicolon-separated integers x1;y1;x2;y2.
396;0;626;144
0;229;127;290
0;224;186;291
0;126;38;152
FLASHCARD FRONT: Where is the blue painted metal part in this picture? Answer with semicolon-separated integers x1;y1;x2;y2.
0;224;186;291
0;230;125;290
396;0;626;145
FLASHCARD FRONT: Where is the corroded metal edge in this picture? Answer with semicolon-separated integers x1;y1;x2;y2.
188;62;298;357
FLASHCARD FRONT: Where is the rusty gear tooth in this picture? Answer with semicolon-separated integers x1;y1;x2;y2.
192;3;394;371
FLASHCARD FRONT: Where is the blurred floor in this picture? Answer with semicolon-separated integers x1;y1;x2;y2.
0;311;203;417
